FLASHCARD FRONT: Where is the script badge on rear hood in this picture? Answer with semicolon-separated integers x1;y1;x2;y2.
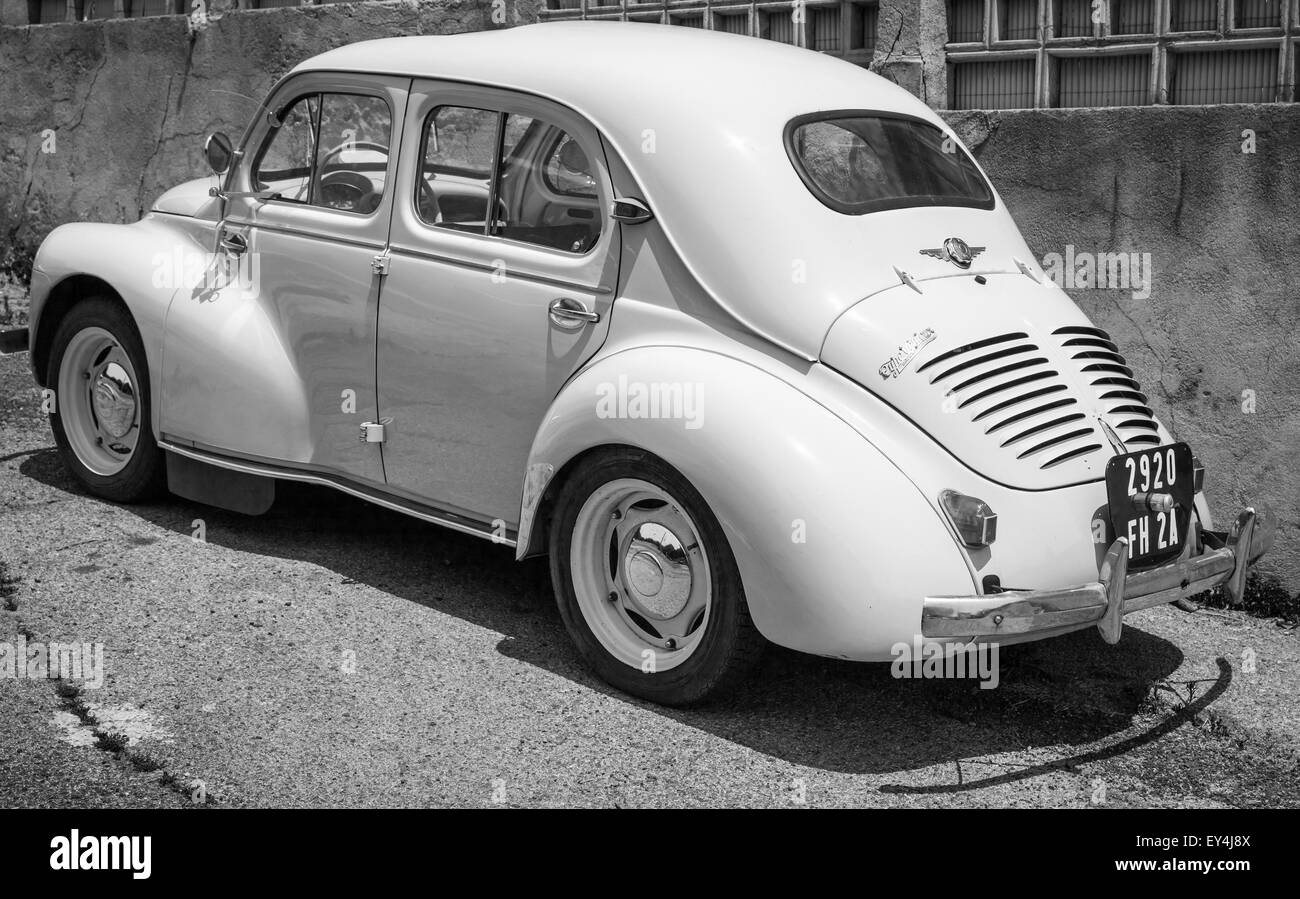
878;328;937;380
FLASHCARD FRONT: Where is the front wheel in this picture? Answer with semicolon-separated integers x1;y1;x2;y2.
47;297;165;503
549;449;763;706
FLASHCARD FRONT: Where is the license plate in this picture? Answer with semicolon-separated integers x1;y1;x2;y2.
1104;442;1194;568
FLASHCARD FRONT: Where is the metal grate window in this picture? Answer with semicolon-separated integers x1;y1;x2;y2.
1233;0;1280;28
74;0;114;18
1169;0;1218;31
34;0;68;22
125;0;184;15
672;13;705;28
949;0;986;42
951;58;1038;108
1054;0;1093;37
760;9;797;44
1170;47;1279;103
850;2;879;51
256;0;308;7
1056;54;1151;106
810;7;842;50
999;0;1038;40
1110;0;1155;33
713;10;751;34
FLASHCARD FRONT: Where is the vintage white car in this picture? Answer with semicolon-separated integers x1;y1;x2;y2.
17;23;1274;705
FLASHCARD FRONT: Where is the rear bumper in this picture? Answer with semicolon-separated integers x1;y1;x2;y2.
922;506;1275;645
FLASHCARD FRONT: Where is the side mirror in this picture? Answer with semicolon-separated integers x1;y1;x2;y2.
205;132;234;175
610;197;653;225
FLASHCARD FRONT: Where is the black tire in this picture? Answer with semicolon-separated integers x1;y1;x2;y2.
47;296;166;503
549;448;764;706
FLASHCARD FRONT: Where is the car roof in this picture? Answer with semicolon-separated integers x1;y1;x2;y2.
293;23;1013;359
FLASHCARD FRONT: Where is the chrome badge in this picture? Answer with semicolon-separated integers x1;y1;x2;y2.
878;328;937;380
920;238;985;269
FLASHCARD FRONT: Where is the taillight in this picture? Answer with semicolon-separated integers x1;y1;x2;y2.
939;490;998;548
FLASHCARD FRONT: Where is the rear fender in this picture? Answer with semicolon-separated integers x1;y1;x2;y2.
519;344;975;660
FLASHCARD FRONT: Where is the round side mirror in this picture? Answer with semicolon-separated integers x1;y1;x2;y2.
205;132;234;175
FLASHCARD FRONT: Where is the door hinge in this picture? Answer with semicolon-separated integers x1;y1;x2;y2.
370;252;390;276
359;419;390;443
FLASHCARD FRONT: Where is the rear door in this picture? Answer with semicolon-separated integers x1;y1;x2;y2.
376;80;620;526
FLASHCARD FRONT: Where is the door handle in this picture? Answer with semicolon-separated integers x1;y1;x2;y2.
549;297;600;329
219;230;247;255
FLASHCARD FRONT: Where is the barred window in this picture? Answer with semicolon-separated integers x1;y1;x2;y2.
949;0;986;41
952;57;1038;108
947;0;1298;108
999;0;1039;40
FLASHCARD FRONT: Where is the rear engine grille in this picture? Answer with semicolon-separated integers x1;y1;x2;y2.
914;325;1161;472
1052;325;1161;447
919;331;1103;470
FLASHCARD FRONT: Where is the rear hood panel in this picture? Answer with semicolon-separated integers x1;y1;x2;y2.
821;273;1168;490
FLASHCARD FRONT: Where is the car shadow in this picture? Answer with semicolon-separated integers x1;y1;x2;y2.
20;449;1210;778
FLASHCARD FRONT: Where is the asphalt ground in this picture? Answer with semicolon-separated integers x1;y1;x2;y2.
1;350;1297;808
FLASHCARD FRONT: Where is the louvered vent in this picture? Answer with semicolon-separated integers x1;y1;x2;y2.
1052;325;1161;446
917;332;1104;470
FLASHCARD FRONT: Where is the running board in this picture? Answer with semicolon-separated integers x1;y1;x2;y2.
158;439;517;548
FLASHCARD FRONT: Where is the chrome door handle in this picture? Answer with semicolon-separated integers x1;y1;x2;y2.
549;297;600;329
219;230;247;255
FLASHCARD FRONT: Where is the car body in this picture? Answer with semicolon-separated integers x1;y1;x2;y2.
18;22;1275;704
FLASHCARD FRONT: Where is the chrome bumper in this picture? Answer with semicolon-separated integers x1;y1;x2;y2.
922;506;1276;645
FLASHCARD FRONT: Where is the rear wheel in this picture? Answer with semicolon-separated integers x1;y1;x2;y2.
47;297;164;503
549;449;763;705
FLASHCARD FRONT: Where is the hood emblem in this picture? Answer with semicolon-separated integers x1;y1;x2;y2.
878;328;936;380
921;238;985;269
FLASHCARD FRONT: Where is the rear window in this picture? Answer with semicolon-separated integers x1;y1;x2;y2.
786;113;994;215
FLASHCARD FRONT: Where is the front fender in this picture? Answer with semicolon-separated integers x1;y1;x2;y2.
520;346;976;661
29;216;207;431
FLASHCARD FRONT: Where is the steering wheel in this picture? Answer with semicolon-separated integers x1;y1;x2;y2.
418;174;442;224
318;140;389;213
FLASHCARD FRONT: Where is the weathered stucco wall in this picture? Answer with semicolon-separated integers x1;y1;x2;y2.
0;9;1295;590
0;1;537;244
945;105;1299;589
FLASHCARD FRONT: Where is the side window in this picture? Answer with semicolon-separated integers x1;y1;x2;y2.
315;95;392;214
253;94;319;203
418;106;499;232
494;114;601;254
415;106;603;254
542;134;598;199
252;92;392;214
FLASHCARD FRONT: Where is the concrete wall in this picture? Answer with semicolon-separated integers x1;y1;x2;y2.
944;105;1300;588
0;6;1295;589
0;1;536;241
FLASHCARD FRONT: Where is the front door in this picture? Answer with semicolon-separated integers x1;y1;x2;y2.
161;72;408;485
376;81;621;526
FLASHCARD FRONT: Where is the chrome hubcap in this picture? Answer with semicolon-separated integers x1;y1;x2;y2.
571;479;711;671
623;522;693;620
92;363;136;439
57;327;141;476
